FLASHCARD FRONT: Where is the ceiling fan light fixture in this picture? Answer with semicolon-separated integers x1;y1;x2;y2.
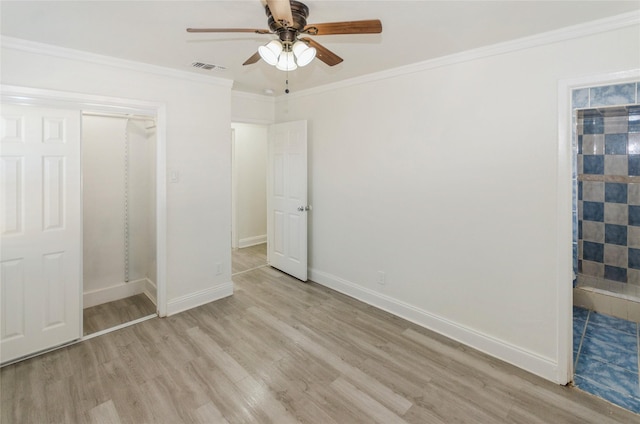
292;41;316;67
276;51;298;71
258;40;282;66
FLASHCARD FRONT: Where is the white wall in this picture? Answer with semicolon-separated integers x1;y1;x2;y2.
127;119;156;284
231;91;275;124
82;116;127;293
231;123;268;247
1;40;233;314
275;23;640;382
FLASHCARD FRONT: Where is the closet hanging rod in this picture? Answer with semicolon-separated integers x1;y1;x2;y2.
82;111;156;122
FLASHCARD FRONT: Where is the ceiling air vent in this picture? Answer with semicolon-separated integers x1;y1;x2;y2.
191;62;226;71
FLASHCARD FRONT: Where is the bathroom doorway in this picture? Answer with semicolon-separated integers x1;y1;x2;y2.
562;74;640;412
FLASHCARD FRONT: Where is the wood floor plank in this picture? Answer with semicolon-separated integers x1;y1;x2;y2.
232;243;267;275
193;401;230;424
2;249;640;423
83;293;156;336
248;305;414;415
329;376;409;424
87;399;123;424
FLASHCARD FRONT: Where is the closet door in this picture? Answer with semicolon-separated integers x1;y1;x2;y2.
1;104;82;363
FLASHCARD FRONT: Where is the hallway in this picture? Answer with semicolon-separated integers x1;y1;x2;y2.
232;243;267;275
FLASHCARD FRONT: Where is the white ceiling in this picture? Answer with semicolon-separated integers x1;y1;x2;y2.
2;1;639;96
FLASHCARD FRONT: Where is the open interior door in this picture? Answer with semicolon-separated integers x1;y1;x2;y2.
267;120;308;281
1;104;82;363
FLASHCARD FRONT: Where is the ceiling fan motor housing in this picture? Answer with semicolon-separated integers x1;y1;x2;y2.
266;0;309;44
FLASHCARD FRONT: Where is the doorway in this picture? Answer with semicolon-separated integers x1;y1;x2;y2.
558;71;640;412
81;112;158;336
231;122;268;275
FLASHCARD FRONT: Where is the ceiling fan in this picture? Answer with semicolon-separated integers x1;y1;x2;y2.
186;0;382;70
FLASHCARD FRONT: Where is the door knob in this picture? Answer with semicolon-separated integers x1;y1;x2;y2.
297;206;310;212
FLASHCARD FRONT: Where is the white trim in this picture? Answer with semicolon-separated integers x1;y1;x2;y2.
1;84;169;318
557;68;640;384
278;10;640;101
2;84;157;115
83;279;151;308
232;264;268;277
155;104;168;317
1;313;157;368
144;279;158;306
1;37;233;89
309;268;559;383
166;282;234;316
231;129;239;250
81;314;156;341
238;235;267;248
556;78;574;385
232;90;276;104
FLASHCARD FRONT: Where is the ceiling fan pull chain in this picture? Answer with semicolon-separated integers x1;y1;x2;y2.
285;66;290;94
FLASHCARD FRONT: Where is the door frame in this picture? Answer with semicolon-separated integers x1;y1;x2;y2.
557;68;640;384
231;128;239;250
1;84;168;318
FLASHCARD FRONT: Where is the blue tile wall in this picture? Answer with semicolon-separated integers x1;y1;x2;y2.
583;201;604;222
578;181;583;200
631;205;640;227
573;88;590;109
574;87;640;285
605;134;628;154
630;134;640;155
590;83;637;107
630;248;640;270
583;241;604;262
605;265;627;282
630;108;640;133
583;155;604;174
630;155;640;176
605;183;627;203
584;116;604;134
605;223;627;246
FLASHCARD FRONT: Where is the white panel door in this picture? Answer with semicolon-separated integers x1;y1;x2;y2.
267;120;308;281
1;105;82;363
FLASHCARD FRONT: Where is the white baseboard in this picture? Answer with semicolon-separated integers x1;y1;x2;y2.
239;235;267;248
308;268;560;384
166;281;234;316
84;279;153;308
144;279;157;305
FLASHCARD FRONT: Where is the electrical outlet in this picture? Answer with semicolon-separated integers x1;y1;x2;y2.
216;262;223;275
377;271;386;285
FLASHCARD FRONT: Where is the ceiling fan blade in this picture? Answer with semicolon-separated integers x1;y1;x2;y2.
304;19;382;35
300;37;343;66
187;28;270;34
243;51;261;66
266;0;294;27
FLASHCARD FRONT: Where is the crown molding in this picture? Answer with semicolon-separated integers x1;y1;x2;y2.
278;10;640;102
1;36;234;88
232;90;276;103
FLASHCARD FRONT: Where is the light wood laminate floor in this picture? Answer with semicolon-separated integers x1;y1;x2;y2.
83;293;157;336
232;243;267;275
2;266;638;423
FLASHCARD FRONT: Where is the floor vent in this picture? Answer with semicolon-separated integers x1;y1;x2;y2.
191;62;226;71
